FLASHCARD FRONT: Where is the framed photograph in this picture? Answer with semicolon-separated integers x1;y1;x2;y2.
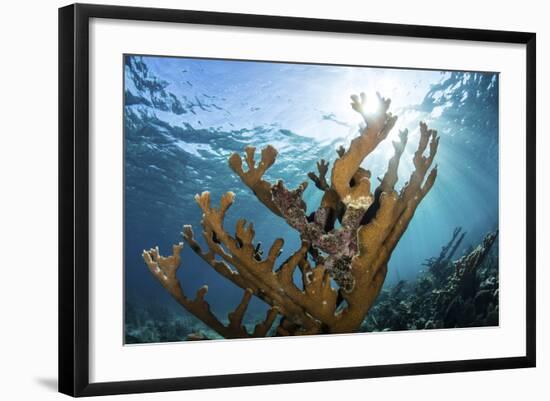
58;3;536;397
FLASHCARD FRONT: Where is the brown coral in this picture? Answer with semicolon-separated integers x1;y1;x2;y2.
143;92;440;337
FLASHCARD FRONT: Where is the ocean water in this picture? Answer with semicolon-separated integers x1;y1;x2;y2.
123;55;499;343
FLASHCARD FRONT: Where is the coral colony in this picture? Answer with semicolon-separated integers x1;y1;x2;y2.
142;92;495;339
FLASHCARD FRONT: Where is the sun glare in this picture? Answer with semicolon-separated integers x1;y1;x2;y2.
362;91;382;115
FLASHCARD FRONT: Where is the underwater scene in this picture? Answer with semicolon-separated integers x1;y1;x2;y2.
124;55;499;343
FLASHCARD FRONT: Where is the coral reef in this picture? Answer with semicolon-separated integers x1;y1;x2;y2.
362;229;499;331
143;92;439;338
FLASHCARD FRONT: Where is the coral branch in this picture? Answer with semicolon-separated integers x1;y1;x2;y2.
189;191;327;333
331;92;398;207
228;145;282;216
143;244;278;339
308;159;330;191
379;129;408;193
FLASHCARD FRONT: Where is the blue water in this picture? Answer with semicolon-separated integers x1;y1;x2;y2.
123;55;498;339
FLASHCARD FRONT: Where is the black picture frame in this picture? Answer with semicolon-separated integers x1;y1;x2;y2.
58;3;536;397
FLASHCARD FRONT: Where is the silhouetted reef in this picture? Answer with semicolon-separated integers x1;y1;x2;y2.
361;228;498;332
